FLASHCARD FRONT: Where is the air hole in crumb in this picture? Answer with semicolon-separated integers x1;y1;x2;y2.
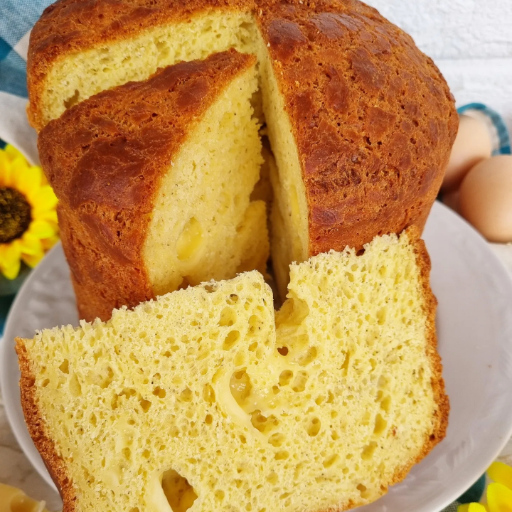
223;330;240;350
230;370;252;408
307;417;321;437
268;432;285;447
251;411;279;434
341;351;350;373
362;442;377;460
291;371;308;392
161;469;198;512
267;472;278;484
219;307;237;327
139;398;152;412
380;395;391;413
323;454;339;468
357;483;370;499
64;89;80;109
279;370;293;386
203;384;215;403
59;359;69;374
374;413;387;436
153;387;166;399
179;388;193;403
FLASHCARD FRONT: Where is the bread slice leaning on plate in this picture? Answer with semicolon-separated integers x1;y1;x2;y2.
16;228;448;512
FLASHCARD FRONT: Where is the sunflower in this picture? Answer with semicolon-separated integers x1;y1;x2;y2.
0;144;58;280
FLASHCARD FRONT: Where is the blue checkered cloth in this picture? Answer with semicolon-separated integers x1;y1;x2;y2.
0;1;53;99
0;2;509;509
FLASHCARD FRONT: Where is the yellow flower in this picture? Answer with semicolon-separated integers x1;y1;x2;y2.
458;504;487;512
459;462;512;512
0;144;59;279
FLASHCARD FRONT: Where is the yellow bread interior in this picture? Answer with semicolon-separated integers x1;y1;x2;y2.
38;13;310;298
144;65;268;293
18;231;440;512
44;12;256;120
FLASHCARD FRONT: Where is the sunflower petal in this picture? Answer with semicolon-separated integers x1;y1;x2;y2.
0;241;22;279
28;219;57;239
458;504;488;512
41;235;59;251
22;251;44;268
488;462;512;490
2;259;21;280
1;241;22;267
487;482;512;512
460;505;488;512
19;233;43;256
19;165;44;199
0;150;9;173
37;210;59;224
5;144;25;163
0;152;13;187
9;156;30;189
31;185;58;213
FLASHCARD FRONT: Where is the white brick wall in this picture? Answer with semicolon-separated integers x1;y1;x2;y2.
364;0;512;135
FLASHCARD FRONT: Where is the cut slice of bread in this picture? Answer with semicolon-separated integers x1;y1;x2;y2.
32;0;458;303
17;229;448;512
39;50;268;321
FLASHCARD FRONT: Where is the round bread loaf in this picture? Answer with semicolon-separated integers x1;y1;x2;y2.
32;0;458;310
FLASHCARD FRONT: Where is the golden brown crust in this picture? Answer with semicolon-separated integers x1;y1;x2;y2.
38;50;257;321
257;0;458;255
413;228;450;450
16;337;77;512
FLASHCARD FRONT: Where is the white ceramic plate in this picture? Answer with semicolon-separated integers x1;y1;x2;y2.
2;201;512;511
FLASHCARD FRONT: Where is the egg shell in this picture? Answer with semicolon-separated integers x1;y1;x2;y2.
459;155;512;243
442;115;493;193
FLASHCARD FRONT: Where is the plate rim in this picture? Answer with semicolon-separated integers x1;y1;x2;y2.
0;241;64;491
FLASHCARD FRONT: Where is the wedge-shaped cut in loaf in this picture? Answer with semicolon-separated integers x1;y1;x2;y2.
39;50;268;321
17;230;448;512
32;0;459;304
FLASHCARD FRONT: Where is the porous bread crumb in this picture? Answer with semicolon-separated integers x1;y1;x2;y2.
17;229;448;512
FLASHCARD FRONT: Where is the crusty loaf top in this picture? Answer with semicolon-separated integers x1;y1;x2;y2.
38;49;256;320
256;0;458;254
31;0;457;256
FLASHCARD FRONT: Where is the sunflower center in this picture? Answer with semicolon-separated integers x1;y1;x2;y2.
0;187;32;243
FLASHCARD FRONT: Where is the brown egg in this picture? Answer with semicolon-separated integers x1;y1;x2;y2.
442;115;493;193
459;155;512;243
